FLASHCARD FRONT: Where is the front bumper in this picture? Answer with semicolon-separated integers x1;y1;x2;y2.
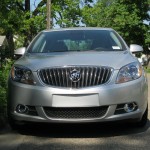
8;74;148;123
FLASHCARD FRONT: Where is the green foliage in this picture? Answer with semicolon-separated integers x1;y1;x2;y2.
144;65;150;73
0;0;47;47
0;0;93;47
145;30;150;46
0;1;23;33
82;0;150;48
0;0;149;50
53;0;82;27
0;59;13;120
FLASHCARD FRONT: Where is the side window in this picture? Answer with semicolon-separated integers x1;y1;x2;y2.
110;32;122;50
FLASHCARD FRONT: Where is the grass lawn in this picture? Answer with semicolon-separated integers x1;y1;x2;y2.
145;67;150;73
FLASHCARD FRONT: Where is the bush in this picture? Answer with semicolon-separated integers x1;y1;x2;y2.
0;59;13;127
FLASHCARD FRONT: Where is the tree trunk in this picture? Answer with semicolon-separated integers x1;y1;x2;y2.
6;32;14;58
25;0;30;11
24;0;31;47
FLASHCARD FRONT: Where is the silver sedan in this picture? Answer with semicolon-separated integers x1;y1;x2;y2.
7;28;148;129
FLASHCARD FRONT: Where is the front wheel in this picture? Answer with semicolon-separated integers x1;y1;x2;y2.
136;105;148;127
8;118;19;130
7;112;25;130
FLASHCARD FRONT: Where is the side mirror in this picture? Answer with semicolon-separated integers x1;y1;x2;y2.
130;44;143;53
14;47;26;59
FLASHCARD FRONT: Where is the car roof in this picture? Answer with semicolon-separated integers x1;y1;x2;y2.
43;27;114;33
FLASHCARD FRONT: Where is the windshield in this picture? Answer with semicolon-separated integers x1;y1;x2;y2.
28;30;127;53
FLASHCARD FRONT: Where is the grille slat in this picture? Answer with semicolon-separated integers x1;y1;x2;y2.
93;67;97;86
49;69;53;85
97;68;102;85
45;69;50;84
89;67;92;86
61;68;65;86
39;66;112;88
85;67;89;87
78;67;81;88
40;70;46;83
69;68;72;88
56;69;60;86
65;69;68;87
105;69;111;83
81;68;84;88
52;69;57;86
82;69;86;87
44;106;108;119
101;68;106;84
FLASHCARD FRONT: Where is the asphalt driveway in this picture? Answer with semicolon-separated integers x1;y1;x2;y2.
0;74;150;150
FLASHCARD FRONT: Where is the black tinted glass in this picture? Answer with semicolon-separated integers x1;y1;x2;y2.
28;30;126;53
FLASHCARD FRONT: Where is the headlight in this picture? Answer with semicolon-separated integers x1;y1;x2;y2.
116;62;142;84
11;66;36;85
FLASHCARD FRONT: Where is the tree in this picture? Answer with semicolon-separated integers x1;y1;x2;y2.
50;0;93;28
0;0;22;54
0;0;46;52
82;0;150;48
0;0;94;51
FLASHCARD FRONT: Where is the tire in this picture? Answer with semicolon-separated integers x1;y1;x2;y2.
8;117;20;130
7;111;25;130
136;104;148;127
7;100;24;130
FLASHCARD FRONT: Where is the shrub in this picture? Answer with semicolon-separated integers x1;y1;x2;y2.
0;59;13;127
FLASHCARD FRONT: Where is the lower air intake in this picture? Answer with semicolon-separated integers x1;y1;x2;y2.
44;106;108;119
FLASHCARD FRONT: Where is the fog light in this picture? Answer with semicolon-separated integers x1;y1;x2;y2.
16;104;29;114
115;102;138;115
124;103;136;113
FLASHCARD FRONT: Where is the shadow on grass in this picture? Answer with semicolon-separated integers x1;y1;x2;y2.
0;107;7;129
0;117;6;128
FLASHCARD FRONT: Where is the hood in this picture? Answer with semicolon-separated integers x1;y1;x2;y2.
15;51;137;71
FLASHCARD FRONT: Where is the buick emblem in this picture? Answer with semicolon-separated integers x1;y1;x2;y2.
69;69;81;82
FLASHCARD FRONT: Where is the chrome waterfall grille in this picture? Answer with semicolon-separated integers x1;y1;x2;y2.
38;66;113;88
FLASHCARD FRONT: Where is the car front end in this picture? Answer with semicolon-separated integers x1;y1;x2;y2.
7;28;148;127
